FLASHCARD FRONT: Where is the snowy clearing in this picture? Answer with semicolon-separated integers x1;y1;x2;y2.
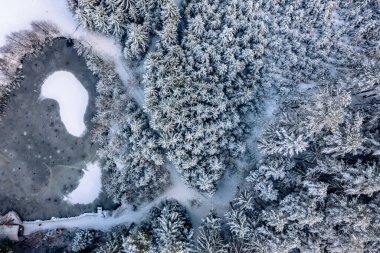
63;162;102;205
40;71;88;137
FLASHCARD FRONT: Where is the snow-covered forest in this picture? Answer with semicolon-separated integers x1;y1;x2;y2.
0;0;379;252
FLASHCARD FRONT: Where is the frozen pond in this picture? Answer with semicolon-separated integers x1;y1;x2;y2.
41;71;89;137
0;38;116;220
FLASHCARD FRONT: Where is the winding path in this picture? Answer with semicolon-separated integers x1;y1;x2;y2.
22;162;241;236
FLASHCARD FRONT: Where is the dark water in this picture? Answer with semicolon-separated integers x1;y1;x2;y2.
0;38;116;220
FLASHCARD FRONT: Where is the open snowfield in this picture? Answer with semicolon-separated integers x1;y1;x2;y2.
63;162;102;205
40;71;88;137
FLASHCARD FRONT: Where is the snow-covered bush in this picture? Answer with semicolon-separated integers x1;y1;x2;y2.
71;230;94;252
94;233;122;253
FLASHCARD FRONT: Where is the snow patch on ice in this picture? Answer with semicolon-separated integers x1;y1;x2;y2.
40;71;88;137
64;162;102;205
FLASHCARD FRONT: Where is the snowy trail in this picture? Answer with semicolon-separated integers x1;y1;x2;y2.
23;162;241;235
23;204;151;235
164;163;241;231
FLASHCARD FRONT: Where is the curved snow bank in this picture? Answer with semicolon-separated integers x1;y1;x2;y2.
40;71;88;137
63;162;102;205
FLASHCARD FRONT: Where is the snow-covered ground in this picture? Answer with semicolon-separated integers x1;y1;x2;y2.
0;0;73;46
40;71;88;137
63;162;102;205
163;163;241;232
23;202;153;236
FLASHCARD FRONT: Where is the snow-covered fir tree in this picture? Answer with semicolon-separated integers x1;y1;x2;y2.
94;233;123;253
71;230;94;252
150;200;193;253
122;229;155;253
196;210;226;253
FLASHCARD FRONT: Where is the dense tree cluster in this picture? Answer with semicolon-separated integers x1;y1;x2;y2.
143;0;380;195
193;74;380;252
224;103;380;252
68;0;179;61
183;0;379;251
0;21;60;112
74;42;170;205
196;47;379;253
144;0;265;194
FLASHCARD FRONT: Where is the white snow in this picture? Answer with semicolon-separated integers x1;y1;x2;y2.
23;203;153;235
63;162;102;205
0;0;74;46
40;71;88;137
